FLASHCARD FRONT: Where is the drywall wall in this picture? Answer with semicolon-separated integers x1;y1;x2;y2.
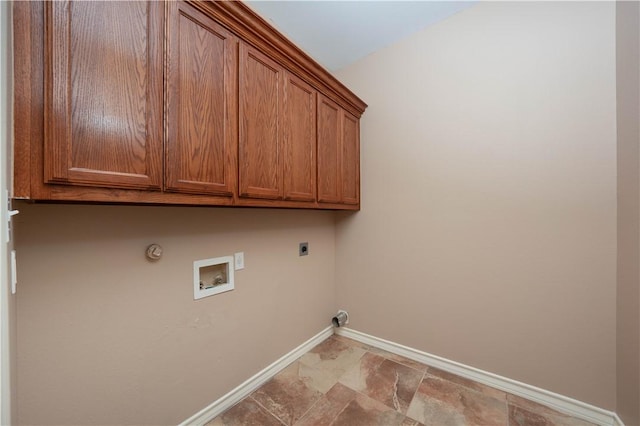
335;1;617;409
14;203;336;425
616;1;640;424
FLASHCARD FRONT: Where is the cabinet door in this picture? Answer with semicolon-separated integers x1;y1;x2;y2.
165;1;237;196
282;73;316;202
239;43;283;199
44;1;163;189
317;95;341;203
341;112;360;205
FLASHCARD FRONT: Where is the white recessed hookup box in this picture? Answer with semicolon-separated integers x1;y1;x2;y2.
194;256;234;300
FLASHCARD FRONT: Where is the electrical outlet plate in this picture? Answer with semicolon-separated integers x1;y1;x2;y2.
234;252;244;270
299;242;309;256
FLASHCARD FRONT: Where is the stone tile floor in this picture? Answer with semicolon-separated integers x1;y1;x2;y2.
210;335;597;426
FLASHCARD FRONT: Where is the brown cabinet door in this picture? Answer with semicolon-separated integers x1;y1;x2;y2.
44;1;163;190
317;95;341;203
239;43;283;199
341;112;360;205
165;1;237;196
282;72;316;202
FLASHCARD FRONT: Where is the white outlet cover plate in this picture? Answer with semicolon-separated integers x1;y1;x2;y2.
234;252;244;270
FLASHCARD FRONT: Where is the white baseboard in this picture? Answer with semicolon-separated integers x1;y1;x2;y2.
613;413;626;426
180;326;333;426
181;325;625;426
336;327;621;426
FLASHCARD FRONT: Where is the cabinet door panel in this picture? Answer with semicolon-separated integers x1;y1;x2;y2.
317;95;341;203
165;1;237;196
239;43;282;199
45;1;163;189
282;73;316;202
341;112;359;204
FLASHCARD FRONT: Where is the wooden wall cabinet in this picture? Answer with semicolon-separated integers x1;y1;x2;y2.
341;112;360;205
14;0;366;210
317;95;341;204
317;95;360;205
238;43;318;203
238;43;283;200
165;1;237;197
44;1;164;191
282;73;316;202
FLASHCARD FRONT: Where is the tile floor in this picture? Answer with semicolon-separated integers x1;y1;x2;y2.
210;335;597;426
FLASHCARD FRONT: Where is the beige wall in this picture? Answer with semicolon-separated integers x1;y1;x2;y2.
14;203;336;425
616;1;640;424
335;1;617;409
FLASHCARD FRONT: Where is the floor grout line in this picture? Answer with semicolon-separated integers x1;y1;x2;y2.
326;394;355;426
405;368;427;423
248;395;288;426
291;387;326;425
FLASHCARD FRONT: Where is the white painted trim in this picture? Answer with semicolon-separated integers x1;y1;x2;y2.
613;413;626;426
336;328;619;426
0;1;12;424
179;326;333;426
